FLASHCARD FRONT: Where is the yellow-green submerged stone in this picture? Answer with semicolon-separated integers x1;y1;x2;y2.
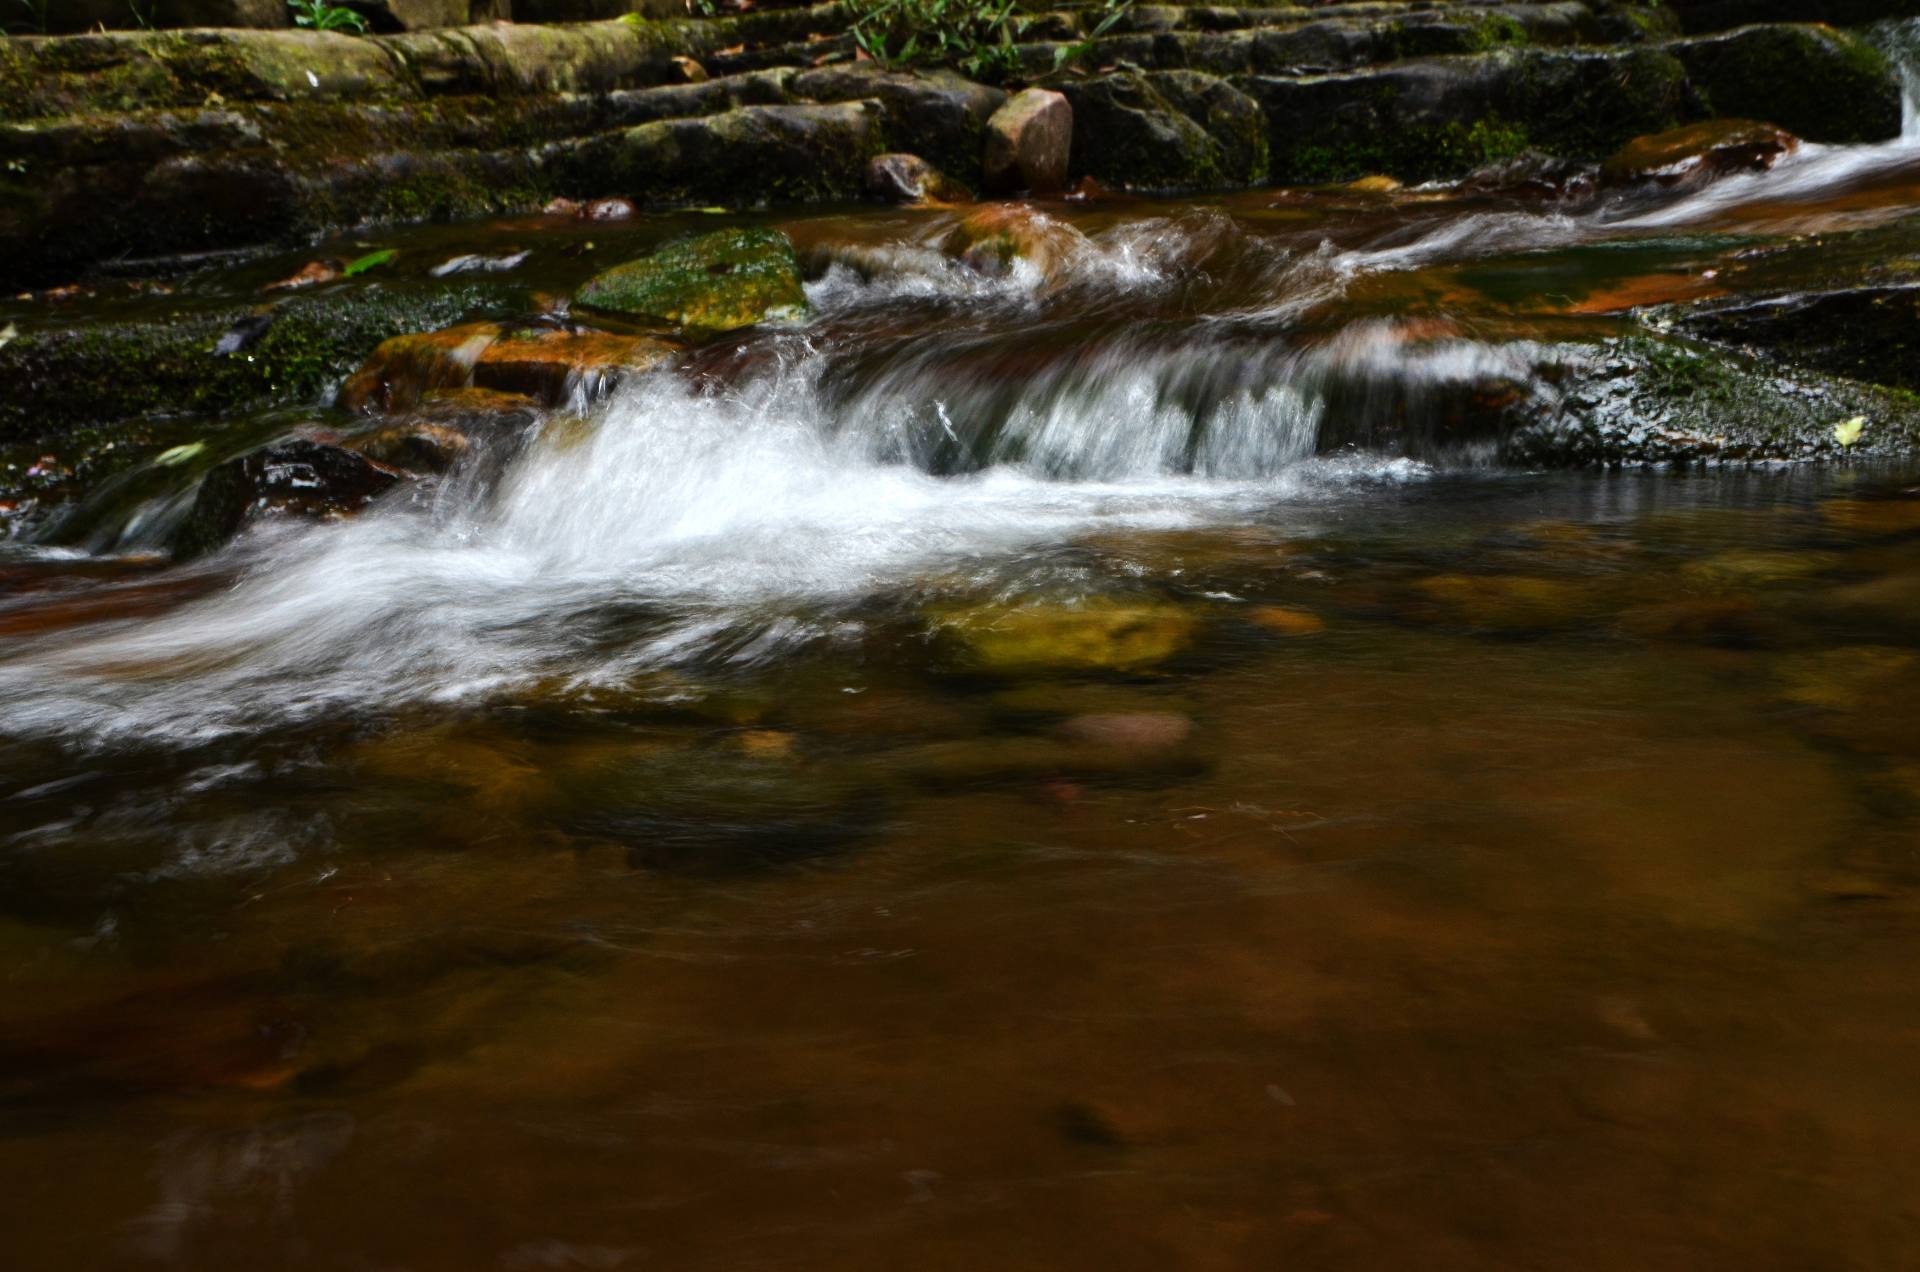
573;227;809;339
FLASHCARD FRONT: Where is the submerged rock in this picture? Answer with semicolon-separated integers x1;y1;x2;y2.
573;228;809;339
983;87;1072;195
943;204;1086;281
342;388;538;474
170;439;403;558
929;596;1198;675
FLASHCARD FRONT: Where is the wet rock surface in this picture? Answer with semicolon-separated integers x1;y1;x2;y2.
573;227;809;337
169;438;403;557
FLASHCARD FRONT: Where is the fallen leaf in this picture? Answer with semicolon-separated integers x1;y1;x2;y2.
0;322;15;352
1834;415;1867;448
343;249;397;277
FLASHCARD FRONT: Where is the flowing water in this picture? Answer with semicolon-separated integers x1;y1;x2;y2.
8;55;1920;1269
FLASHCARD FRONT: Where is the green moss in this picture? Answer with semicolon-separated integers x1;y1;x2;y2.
574;227;808;338
0;282;519;440
1670;24;1902;144
1282;114;1530;185
1470;12;1529;52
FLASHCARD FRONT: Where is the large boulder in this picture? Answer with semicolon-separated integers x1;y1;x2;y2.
573;227;809;339
1682;287;1920;392
170;439;403;558
983;87;1072;195
1052;72;1252;191
1669;24;1902;144
791;64;1006;183
550;101;886;208
1245;47;1690;184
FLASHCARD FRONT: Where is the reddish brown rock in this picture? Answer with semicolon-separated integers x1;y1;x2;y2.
1601;119;1798;187
944;204;1087;282
338;323;677;413
983;88;1072;196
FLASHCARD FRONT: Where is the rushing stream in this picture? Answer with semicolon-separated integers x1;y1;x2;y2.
6;40;1920;1269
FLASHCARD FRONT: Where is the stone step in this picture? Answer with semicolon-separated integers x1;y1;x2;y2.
1013;0;1628;78
0;7;1905;287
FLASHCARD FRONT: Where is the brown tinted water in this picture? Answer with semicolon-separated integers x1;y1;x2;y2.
7;132;1920;1269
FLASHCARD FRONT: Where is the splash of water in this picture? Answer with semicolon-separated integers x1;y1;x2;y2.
0;340;1436;746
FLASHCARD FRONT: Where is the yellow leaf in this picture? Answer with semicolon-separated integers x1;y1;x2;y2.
1833;416;1866;448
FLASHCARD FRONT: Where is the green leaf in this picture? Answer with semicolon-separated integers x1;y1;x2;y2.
343;249;397;277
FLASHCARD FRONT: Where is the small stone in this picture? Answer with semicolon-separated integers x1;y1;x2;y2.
866;153;965;204
584;197;637;222
983;88;1072;196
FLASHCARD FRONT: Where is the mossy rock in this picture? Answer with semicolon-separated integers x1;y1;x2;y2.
0;282;517;441
573;227;808;338
928;596;1199;676
1052;71;1245;192
1669;24;1902;144
1500;333;1920;466
1600;118;1797;185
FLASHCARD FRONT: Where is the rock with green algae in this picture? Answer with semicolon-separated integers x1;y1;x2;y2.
1668;23;1900;145
928;596;1199;676
1049;71;1263;191
573;228;809;338
0;283;516;442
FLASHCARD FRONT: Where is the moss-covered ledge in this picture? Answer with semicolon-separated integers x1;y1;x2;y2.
0;281;523;440
0;8;869;123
